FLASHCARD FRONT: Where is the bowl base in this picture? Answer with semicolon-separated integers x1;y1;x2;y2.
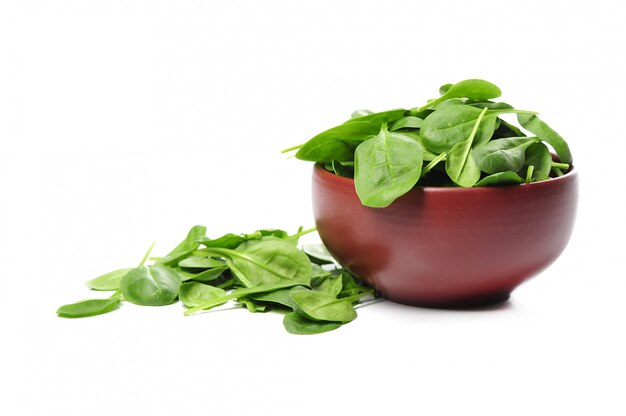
382;291;511;310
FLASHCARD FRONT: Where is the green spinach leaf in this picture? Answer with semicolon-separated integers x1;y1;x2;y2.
302;243;336;264
196;233;246;250
283;312;342;335
517;114;572;164
493;118;526;138
201;240;312;289
57;295;121;318
354;128;423;207
178;256;227;269
351;109;373;118
345;109;407;126
420;105;499;153
445;107;488;187
313;275;343;297
523;142;552;180
389;116;423;131
85;268;131;291
179;282;226;308
247;286;308;309
156;225;206;266
289;290;357;323
473;136;540;174
295;121;381;162
120;265;182;306
179;267;228;283
418;79;502;111
475;171;523;186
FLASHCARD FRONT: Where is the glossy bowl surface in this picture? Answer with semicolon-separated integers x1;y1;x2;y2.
312;165;578;308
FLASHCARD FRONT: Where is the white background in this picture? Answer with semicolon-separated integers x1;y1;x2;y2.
1;1;625;415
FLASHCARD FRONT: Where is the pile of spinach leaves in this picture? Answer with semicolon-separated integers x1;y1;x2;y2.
57;225;374;335
285;79;573;207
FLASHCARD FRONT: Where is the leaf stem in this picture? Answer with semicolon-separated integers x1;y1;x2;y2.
342;288;375;303
552;162;570;170
138;241;156;268
553;167;564;177
492;109;539;116
184;285;267;315
420;152;447;179
109;289;122;299
280;144;303;153
227;262;254;288
417;98;442;112
216;278;236;289
184;291;242;315
526;165;535;184
468;107;489;145
288;227;317;240
354;297;385;309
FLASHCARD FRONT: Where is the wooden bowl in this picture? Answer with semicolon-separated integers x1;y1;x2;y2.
312;165;578;308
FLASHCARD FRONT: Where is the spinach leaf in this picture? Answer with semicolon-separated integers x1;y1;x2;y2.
196;233;246;249
234;226;308;250
517;114;572;164
398;132;439;161
57;295;121;318
420;105;499;153
389;116;423;131
493;118;527;139
184;280;314;315
345;109;407;126
338;271;370;298
295;121;381;162
283;312;342;335
310;263;333;286
243;228;290;240
238;299;268;313
439;83;453;95
247;286;308;309
418;79;502;111
467;101;513;110
473;136;540;174
433;98;466;110
155;225;206;266
201;240;312;289
445;107;487;187
178;282;226;308
351;109;373;118
85;268;131;291
179;267;228;283
420;105;538;153
354;128;423;207
313;275;343;297
523;142;552;180
330;160;354;178
302;243;336;265
120;266;182;306
289;290;357;323
178;256;227;269
475;171;523;187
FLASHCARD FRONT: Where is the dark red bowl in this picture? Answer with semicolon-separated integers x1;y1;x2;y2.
312;165;578;308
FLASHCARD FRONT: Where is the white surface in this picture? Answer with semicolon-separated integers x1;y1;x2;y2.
1;1;625;415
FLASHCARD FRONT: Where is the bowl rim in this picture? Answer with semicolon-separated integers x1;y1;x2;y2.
313;162;577;193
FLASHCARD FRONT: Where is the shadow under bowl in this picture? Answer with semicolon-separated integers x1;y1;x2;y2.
312;165;578;308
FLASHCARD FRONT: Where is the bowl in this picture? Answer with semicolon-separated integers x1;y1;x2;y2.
312;164;578;308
